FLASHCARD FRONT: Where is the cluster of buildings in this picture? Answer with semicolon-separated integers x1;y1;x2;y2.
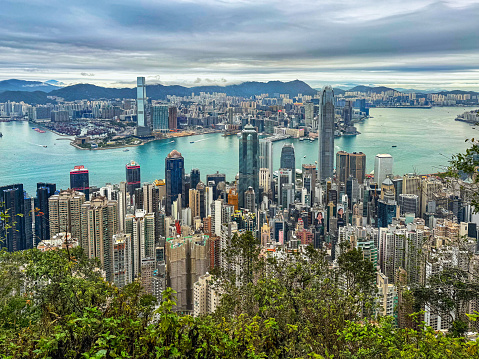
1;81;479;329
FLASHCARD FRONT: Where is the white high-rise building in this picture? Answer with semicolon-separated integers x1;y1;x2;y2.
374;154;393;188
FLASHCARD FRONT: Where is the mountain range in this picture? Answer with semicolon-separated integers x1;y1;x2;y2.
0;79;477;104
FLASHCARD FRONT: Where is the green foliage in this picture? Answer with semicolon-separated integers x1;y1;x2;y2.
0;234;478;358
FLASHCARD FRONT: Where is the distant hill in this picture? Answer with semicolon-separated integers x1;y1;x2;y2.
0;91;50;104
0;80;319;102
0;79;59;93
347;85;397;94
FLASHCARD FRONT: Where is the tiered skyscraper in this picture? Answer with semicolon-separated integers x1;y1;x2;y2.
137;77;146;127
318;86;335;181
238;123;259;209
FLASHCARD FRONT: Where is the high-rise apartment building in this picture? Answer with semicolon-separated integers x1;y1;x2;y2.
193;273;221;317
238;123;259;209
318;86;334;181
126;160;141;198
165;150;185;216
280;143;295;171
374;154;393;188
48;189;86;241
112;233;133;288
70;165;90;200
80;196;118;281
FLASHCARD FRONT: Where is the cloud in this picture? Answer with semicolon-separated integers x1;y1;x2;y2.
0;0;478;89
81;72;95;76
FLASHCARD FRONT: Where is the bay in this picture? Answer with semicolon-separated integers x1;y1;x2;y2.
0;107;474;195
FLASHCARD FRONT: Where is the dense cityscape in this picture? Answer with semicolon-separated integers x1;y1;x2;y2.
1;77;478;332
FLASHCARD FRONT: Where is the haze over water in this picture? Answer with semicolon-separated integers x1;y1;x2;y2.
0;107;474;194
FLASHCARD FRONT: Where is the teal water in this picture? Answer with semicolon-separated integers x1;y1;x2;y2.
0;107;475;195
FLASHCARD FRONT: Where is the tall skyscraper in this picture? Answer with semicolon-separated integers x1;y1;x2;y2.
238;123;259;209
34;183;56;245
152;105;169;131
336;151;349;184
280;143;295;171
80;196;118;282
336;151;366;184
165;150;185;216
168;106;178;131
343;100;353;126
374;154;394;188
318;86;335;181
0;184;27;252
304;102;314;128
126;160;141;198
70;165;89;200
137;76;146;127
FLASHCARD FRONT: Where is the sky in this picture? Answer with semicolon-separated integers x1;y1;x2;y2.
1;0;479;90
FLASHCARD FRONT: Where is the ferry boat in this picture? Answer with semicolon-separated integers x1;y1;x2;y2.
42;145;47;148
0;132;2;137
32;127;46;133
123;149;129;152
299;137;304;141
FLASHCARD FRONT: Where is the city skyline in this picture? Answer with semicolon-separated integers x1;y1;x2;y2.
1;1;479;90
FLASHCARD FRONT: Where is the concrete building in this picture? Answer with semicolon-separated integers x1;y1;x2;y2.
193;273;221;317
48;189;86;241
374;154;393;188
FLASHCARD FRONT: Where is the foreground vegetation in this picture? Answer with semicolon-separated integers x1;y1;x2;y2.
0;237;478;358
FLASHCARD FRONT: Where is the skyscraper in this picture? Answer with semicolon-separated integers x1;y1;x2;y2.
343;100;353;126
70;165;89;200
80;196;118;282
280;143;295;171
206;171;226;200
165;150;185;216
190;169;201;190
34;183;56;245
374;154;394;188
238;123;259;209
318;86;334;181
126;160;141;198
259;138;273;177
48;189;86;240
336;151;366;184
151;105;169;132
137;76;146;127
168;106;178;131
0;184;26;252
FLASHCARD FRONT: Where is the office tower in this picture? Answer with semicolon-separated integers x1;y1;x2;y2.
402;174;421;198
168;106;178;130
349;152;366;184
421;178;442;216
196;182;206;220
166;234;209;312
304;102;314;127
277;169;293;208
238;123;259;209
125;210;156;278
374;154;393;188
259;138;273;177
259;168;270;193
112;233;132;288
280;143;296;171
399;194;420;216
190;169;201;191
244;187;256;212
48;190;86;240
346;176;360;209
336;151;349;184
318;86;334;181
34;183;56;245
0;184;26;252
302;164;317;188
80;196;118;281
343;100;353;126
206;172;226;200
137;77;146;127
126;161;141;198
377;199;397;228
151;105;169;131
165;150;185;216
70;165;89;200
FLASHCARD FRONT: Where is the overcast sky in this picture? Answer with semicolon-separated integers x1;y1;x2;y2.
1;0;479;90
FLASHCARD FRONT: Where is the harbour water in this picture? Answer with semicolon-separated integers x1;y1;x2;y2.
0;106;475;194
